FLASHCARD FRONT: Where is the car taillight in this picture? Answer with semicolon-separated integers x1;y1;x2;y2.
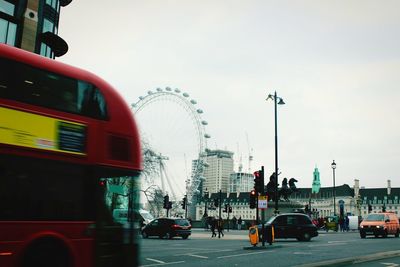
172;224;181;229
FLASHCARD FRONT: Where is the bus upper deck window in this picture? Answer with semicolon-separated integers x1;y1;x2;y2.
77;81;107;119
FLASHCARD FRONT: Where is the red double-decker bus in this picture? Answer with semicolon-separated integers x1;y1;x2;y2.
0;43;142;267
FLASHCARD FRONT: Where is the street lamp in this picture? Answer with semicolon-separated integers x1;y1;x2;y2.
267;91;285;214
203;188;209;216
331;160;337;216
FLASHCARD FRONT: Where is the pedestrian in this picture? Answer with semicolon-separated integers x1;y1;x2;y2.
345;215;349;232
238;216;242;230
217;218;224;237
339;216;344;232
210;217;217;237
232;216;237;230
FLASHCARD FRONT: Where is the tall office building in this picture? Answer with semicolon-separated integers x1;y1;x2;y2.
229;172;253;193
0;0;71;58
202;149;234;193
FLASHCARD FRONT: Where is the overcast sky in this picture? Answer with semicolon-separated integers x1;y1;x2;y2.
59;0;400;192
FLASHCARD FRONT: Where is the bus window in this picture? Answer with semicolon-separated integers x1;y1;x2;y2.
0;57;108;119
0;156;96;221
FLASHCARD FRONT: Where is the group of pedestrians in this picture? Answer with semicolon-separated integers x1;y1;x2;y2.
205;215;245;238
338;215;350;232
210;217;224;237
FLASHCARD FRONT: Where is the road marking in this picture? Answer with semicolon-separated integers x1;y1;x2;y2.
381;263;399;267
188;254;209;259
308;243;344;247
146;258;165;264
217;250;272;259
140;260;185;267
174;249;233;256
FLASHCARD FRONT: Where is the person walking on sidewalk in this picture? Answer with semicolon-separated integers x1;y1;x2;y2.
217;218;224;238
210;218;217;237
232;216;237;230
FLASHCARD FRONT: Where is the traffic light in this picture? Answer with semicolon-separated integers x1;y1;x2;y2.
253;171;260;192
163;195;169;209
214;198;219;207
249;189;257;209
259;167;265;194
181;195;187;209
99;179;107;187
253;167;265;194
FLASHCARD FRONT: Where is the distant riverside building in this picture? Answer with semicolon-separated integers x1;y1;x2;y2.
195;179;400;222
229;172;253;193
0;0;71;58
202;149;234;193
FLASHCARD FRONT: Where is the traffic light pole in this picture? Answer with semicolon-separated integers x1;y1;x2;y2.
218;189;222;239
256;194;259;224
227;205;230;232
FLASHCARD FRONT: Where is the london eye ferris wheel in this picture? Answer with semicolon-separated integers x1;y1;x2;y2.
131;87;210;205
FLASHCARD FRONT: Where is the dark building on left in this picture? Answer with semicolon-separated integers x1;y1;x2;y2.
0;0;71;58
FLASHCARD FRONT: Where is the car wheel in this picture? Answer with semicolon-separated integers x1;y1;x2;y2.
301;232;311;242
182;235;189;240
360;232;366;238
395;229;399;238
142;231;148;238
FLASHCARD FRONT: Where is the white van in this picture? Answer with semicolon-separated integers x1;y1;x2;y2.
113;209;154;227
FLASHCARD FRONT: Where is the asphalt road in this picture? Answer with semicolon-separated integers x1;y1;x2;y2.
139;229;400;267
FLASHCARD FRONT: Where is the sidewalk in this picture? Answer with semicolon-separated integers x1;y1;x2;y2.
191;228;249;240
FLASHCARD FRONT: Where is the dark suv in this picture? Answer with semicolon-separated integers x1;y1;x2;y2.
263;213;318;241
141;218;191;239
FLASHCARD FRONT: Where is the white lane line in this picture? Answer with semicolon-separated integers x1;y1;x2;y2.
146;258;165;264
188;254;209;259
218;250;272;259
294;252;312;255
140;260;185;267
174;249;234;256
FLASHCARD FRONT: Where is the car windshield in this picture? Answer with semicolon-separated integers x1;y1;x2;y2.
364;214;385;221
267;216;277;224
175;219;190;226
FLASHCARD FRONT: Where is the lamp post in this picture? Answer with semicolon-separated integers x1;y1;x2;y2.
204;188;209;216
331;160;337;216
267;91;285;214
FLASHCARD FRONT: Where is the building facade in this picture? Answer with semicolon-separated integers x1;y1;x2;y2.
202;149;234;193
0;0;71;58
195;180;400;222
229;172;253;193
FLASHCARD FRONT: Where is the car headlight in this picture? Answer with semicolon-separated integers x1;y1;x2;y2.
376;225;385;229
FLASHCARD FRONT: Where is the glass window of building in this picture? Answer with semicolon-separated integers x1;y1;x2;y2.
0;17;16;45
40;19;55;58
46;0;59;10
0;0;14;15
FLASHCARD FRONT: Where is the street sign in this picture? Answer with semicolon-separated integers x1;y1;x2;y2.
258;195;268;209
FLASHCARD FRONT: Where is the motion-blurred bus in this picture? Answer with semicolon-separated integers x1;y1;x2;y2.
0;44;142;267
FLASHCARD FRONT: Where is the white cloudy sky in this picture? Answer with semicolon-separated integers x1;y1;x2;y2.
59;0;400;191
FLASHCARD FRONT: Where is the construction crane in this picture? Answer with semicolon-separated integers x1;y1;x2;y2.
246;132;254;173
